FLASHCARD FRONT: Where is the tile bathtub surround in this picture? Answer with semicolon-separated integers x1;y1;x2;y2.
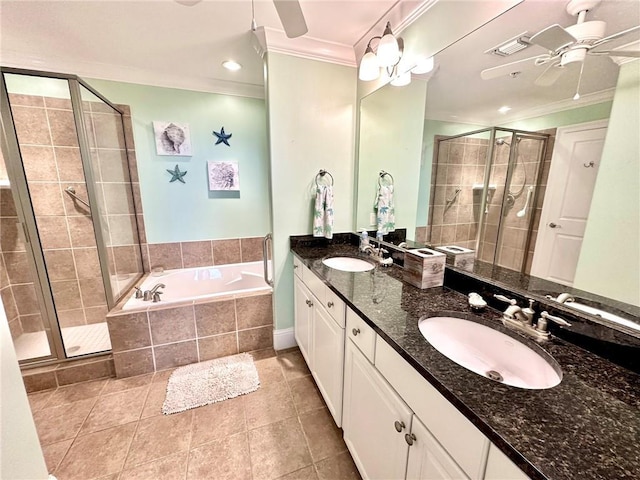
107;292;274;378
29;348;361;480
21;354;115;393
141;236;267;273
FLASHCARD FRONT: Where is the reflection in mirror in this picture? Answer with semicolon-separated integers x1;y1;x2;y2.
356;0;639;313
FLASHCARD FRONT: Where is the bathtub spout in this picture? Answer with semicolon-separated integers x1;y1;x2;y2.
143;283;166;301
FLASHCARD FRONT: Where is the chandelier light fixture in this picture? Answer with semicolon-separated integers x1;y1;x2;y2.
359;22;406;84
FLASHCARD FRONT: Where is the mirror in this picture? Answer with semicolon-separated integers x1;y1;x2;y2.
356;1;640;314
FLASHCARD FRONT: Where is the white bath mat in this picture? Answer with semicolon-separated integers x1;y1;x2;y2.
162;353;260;415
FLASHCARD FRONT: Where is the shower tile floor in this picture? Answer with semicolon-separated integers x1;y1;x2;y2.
15;322;112;361
28;348;362;480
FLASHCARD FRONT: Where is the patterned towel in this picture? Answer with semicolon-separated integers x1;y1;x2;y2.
313;185;334;239
374;184;395;234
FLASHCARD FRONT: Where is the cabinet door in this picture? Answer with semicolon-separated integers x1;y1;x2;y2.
343;338;412;480
484;444;530;480
311;305;345;427
407;415;470;480
294;277;313;366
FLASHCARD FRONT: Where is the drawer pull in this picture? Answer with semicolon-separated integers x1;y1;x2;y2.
327;301;334;308
405;433;417;446
394;420;405;432
352;328;361;336
293;264;298;269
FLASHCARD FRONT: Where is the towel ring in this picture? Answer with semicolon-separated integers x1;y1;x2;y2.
378;170;394;187
315;169;334;187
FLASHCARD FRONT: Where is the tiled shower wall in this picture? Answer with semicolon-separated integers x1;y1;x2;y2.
428;136;489;249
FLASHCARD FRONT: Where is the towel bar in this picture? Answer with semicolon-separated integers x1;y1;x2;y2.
315;169;334;187
378;170;394;187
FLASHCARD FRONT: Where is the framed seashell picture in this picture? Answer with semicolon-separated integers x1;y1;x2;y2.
153;121;192;156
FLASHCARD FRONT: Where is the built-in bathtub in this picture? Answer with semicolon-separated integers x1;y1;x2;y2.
107;260;274;378
122;260;272;311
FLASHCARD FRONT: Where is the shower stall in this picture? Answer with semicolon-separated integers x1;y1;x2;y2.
0;67;143;365
428;127;550;274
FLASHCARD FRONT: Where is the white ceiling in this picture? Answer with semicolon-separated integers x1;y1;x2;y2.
0;0;398;94
424;0;640;124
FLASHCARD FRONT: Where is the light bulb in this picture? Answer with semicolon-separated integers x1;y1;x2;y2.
390;70;411;87
376;23;400;67
359;48;380;81
412;56;434;74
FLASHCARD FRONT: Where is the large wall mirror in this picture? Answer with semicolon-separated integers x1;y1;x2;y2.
356;0;639;314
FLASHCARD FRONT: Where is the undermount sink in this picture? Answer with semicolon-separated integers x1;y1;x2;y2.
418;316;562;390
322;256;375;272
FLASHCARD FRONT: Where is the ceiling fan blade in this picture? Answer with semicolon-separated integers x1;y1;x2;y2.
592;25;640;48
589;50;640;58
530;24;577;52
273;0;308;38
480;55;550;80
534;62;565;87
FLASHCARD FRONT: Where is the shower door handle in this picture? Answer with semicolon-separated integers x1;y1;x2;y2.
548;222;561;229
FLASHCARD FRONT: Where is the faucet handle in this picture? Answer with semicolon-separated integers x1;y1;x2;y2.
134;286;143;299
540;311;571;327
152;291;163;303
494;294;517;305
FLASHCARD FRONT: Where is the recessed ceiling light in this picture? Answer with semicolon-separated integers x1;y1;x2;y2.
498;106;511;114
222;60;242;71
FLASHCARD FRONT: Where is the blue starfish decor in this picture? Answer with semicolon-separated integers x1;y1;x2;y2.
167;164;187;183
213;126;232;146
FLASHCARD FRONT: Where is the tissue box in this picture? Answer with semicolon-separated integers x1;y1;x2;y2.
434;245;475;271
403;248;446;289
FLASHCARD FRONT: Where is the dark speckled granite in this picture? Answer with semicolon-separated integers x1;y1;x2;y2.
291;241;640;480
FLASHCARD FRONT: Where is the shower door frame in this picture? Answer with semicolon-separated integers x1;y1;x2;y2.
0;66;143;366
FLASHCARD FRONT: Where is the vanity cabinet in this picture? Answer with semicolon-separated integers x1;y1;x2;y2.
293;259;345;426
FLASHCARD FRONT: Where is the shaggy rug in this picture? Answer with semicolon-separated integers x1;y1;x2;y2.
162;352;260;414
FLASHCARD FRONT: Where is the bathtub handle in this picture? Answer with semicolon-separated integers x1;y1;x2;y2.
263;233;274;287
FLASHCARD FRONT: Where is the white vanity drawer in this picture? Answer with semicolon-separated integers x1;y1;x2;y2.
346;309;376;362
375;336;489;479
293;256;303;279
325;288;346;328
302;265;326;304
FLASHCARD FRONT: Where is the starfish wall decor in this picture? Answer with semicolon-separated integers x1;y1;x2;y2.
213;126;232;146
167;164;187;183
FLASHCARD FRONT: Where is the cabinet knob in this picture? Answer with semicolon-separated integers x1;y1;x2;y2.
293;265;298;269
394;420;405;432
327;301;334;308
352;328;361;336
405;433;417;446
305;299;313;307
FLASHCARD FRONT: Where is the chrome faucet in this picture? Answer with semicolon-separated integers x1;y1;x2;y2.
494;295;569;340
143;283;165;301
546;293;575;304
361;244;393;266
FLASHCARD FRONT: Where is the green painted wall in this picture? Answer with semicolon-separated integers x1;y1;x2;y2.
574;62;640;306
86;79;270;243
356;80;428;235
501;101;612;131
267;53;357;330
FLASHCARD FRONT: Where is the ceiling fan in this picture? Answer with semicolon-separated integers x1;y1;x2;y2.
175;0;308;38
481;0;640;86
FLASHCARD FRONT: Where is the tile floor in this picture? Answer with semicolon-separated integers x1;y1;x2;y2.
28;348;362;480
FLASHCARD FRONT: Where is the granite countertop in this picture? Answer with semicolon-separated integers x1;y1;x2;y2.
291;242;640;480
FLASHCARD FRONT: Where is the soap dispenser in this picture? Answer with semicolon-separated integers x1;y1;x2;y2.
360;230;369;251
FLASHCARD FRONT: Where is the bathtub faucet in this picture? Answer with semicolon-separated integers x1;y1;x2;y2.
143;283;165;302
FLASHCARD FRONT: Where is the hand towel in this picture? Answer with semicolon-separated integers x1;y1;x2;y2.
374;184;395;234
313;185;334;239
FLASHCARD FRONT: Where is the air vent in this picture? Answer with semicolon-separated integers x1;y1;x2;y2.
485;32;531;57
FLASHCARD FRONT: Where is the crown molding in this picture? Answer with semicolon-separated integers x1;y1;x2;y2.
430;88;616;125
0;50;265;99
253;27;356;67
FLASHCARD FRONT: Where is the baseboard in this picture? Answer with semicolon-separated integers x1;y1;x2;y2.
273;327;297;351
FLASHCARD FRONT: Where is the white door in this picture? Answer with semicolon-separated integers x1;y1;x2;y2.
311;305;344;427
293;277;313;366
406;415;470;480
342;338;412;480
531;121;608;285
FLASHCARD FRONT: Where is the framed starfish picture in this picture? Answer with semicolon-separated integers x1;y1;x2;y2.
208;161;240;191
153;121;192;156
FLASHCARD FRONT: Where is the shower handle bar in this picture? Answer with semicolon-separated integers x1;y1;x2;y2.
64;186;91;209
262;233;274;287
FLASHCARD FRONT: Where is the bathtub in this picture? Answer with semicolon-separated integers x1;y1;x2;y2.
121;260;272;311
